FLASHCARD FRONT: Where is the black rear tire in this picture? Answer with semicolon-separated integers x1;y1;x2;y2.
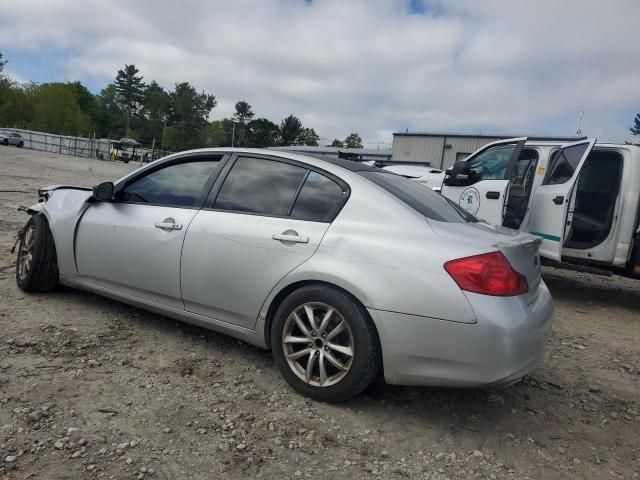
271;285;381;402
15;215;59;292
2;139;7;146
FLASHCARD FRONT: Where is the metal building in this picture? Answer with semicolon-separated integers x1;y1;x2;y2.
391;132;508;170
391;132;586;170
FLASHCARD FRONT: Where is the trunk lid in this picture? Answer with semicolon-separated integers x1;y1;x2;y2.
428;221;543;304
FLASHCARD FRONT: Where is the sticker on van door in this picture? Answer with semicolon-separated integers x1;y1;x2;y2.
459;187;480;215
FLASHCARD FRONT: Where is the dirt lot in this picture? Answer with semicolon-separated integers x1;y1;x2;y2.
0;147;639;480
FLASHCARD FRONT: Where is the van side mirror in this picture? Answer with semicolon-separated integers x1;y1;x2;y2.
443;161;472;186
92;182;114;201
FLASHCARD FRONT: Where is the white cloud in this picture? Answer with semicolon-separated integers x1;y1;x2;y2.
4;69;27;84
1;0;639;145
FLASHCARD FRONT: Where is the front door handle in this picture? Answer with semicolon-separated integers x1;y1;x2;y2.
553;195;565;205
272;233;309;244
486;191;500;200
155;221;183;230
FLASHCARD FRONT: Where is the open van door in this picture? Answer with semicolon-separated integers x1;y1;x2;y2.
527;138;596;261
440;138;526;225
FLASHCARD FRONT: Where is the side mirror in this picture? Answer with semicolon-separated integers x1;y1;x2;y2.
443;161;472;186
92;182;114;202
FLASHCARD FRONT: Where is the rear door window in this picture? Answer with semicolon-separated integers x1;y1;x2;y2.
290;171;346;222
214;157;307;216
544;143;590;185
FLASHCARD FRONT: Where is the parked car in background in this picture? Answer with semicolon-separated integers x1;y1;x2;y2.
14;148;553;401
0;131;24;147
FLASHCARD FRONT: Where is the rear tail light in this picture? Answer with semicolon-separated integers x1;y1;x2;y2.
444;251;528;297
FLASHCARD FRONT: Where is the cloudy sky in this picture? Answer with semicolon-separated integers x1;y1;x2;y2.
1;0;639;146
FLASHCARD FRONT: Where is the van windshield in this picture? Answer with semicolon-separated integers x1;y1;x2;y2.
360;171;478;223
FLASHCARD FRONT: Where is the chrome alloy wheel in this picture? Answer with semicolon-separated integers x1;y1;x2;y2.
282;302;355;387
17;224;35;281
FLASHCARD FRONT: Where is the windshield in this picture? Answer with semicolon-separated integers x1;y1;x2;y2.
360;171;478;223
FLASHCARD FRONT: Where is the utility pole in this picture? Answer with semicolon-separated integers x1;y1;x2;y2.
161;118;167;151
231;122;236;147
576;110;584;136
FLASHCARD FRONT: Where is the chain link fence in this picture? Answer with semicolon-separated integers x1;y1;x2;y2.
1;128;173;162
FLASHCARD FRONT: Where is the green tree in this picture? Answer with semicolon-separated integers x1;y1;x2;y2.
138;81;170;145
232;101;255;147
0;51;26;127
300;127;320;146
167;82;217;150
328;138;344;147
344;132;363;149
248;117;279;147
232;100;255;124
279;115;303;146
631;114;640;135
95;84;124;138
143;81;170;120
0;50;6;77
31;83;93;135
0;81;35;129
114;64;146;135
206;119;233;147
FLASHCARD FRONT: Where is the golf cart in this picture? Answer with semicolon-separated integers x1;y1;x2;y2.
110;138;141;163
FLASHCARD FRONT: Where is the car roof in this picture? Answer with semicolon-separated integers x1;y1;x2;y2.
164;147;384;174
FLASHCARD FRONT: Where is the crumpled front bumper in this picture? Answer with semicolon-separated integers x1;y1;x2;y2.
368;281;553;387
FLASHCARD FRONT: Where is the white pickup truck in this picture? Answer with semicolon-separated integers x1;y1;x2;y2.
386;138;640;278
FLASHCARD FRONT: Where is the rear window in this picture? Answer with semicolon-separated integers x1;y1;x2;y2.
290;171;346;222
360;171;478;223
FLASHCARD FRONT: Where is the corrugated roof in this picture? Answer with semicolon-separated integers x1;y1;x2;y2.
393;131;587;142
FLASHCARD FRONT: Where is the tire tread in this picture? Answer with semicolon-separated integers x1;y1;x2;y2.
16;215;59;292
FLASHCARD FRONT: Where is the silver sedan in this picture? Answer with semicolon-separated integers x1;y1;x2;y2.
0;131;24;147
15;148;553;401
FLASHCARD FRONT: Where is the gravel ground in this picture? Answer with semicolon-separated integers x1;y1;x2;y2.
0;147;639;480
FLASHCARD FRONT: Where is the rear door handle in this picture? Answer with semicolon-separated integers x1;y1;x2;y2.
155;222;183;230
553;196;564;205
486;191;500;200
272;234;309;244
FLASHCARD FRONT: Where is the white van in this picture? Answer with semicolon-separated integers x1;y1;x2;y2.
394;138;640;278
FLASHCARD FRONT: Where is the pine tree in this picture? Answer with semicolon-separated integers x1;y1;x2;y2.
114;64;146;135
279;115;304;146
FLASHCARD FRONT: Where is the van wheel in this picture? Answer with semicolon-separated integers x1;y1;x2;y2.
16;215;59;292
17;141;24;148
271;285;380;402
2;139;7;146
